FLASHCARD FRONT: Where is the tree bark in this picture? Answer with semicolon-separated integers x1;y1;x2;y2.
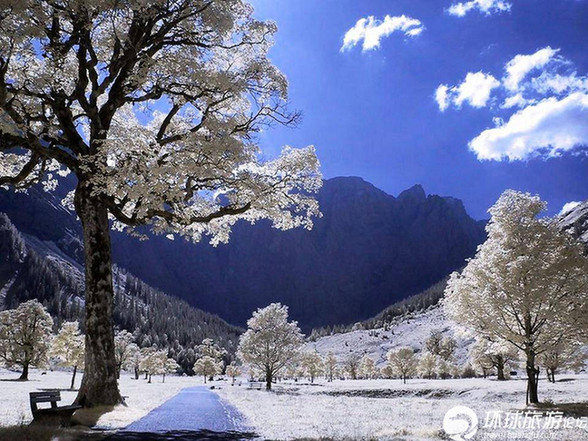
70;365;77;390
19;363;29;381
496;359;506;381
265;369;272;390
74;182;122;407
134;367;139;380
525;350;539;405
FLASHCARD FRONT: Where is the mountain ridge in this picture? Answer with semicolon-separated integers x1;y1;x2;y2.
0;176;487;330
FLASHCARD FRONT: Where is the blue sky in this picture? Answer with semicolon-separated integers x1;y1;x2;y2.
249;0;588;219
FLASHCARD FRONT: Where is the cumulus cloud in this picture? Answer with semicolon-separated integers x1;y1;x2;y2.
559;201;581;216
448;0;511;17
436;72;500;111
469;92;588;160
340;15;424;52
436;46;588;161
504;47;559;91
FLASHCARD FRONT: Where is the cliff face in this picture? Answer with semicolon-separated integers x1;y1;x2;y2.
0;177;487;330
559;201;588;250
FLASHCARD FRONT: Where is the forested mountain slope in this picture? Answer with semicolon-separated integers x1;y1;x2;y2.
0;213;241;370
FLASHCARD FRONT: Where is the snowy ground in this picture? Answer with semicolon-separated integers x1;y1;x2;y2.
0;368;196;429
215;375;588;440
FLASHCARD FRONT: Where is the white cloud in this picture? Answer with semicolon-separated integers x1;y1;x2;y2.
435;85;450;111
448;0;511;17
559;201;581;216
503;47;558;91
436;72;500;111
469;92;588;160
340;15;424;52
501;93;531;109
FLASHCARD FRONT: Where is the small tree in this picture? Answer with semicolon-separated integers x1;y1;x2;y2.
359;355;378;379
193;355;222;384
324;352;338;382
163;358;179;383
51;321;85;389
418;353;437;379
226;362;241;385
140;347;168;383
470;338;519;381
114;330;138;379
197;338;226;380
300;351;323;383
344;354;360;380
387;347;417;384
237;303;303;390
539;342;586;383
425;331;456;361
0;300;53;380
444;190;588;404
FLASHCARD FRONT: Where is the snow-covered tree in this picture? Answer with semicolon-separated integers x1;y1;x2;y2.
0;0;321;407
539;342;586;383
418;352;438;379
324;352;338;382
344;354;361;380
114;330;138;379
444;190;588;404
226;362;241;385
469;338;519;381
425;331;456;361
237;303;303;390
197;338;226;376
139;347;168;383
162;357;179;383
300;351;323;383
193;355;222;383
0;300;53;380
50;321;85;389
387;347;417;384
381;364;395;379
359;355;378;379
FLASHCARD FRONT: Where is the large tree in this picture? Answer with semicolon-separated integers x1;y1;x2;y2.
0;300;53;380
237;303;303;390
444;190;588;404
0;1;320;406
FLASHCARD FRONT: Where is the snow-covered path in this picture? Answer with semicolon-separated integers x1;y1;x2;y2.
107;386;253;440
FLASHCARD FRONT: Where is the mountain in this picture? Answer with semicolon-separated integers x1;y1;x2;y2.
558;200;588;251
0;213;241;373
0;176;487;331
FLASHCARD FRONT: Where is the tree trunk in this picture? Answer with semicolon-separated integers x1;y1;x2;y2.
74;183;122;407
162;373;165;383
19;362;29;381
496;362;505;381
525;350;539;405
265;369;272;390
70;365;78;390
134;367;139;380
203;375;207;384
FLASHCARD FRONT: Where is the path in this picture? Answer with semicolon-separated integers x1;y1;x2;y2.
107;386;254;440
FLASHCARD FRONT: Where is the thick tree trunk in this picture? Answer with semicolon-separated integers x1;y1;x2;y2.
19;363;29;381
496;361;506;381
74;183;122;407
265;369;272;390
525;350;539;405
70;365;78;390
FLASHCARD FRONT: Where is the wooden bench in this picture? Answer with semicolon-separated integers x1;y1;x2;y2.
247;381;264;390
29;391;82;426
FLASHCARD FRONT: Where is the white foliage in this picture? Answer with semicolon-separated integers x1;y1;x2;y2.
237;303;303;387
0;300;53;374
